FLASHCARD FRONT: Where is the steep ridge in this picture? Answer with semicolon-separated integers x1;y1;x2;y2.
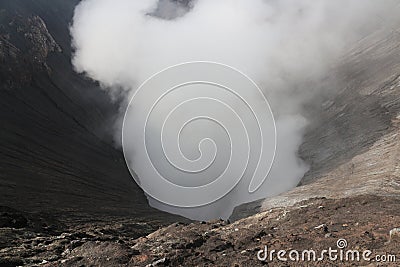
232;20;400;220
260;26;400;210
0;0;178;221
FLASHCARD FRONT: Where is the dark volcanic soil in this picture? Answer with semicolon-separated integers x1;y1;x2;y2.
0;205;180;267
0;0;179;220
1;195;399;266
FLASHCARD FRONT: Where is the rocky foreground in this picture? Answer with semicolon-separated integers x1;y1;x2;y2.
1;194;399;266
0;206;184;267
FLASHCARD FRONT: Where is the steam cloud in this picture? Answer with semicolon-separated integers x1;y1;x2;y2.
70;0;398;220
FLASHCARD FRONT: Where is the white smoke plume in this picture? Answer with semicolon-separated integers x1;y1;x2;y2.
70;0;398;220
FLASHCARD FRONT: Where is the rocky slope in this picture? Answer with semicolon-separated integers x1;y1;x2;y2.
0;0;182;220
232;20;400;221
0;2;187;260
0;2;191;265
